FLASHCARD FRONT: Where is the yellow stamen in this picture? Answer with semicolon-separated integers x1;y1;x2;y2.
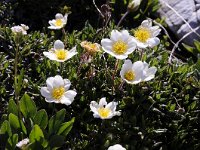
112;41;128;55
55;19;63;27
52;87;65;100
134;27;151;43
124;70;135;81
55;49;67;60
98;107;111;118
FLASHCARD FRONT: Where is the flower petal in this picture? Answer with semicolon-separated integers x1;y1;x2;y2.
101;39;113;50
132;38;148;49
60;97;73;105
108;144;126;150
55;13;63;19
99;97;107;107
93;113;100;118
45;98;56;103
113;54;128;60
63;13;68;21
64;79;71;90
113;111;121;116
90;101;99;113
141;19;152;28
150;26;161;37
46;77;54;90
64;90;77;102
147;37;160;48
48;26;62;30
121;30;130;42
40;87;51;98
43;52;57;61
53;75;64;87
67;47;77;60
106;102;117;111
143;66;157;81
54;40;65;50
48;20;56;26
110;30;121;42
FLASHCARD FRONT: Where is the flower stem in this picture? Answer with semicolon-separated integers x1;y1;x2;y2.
14;43;22;120
14;44;19;105
117;10;130;27
112;59;119;95
118;80;125;91
62;28;67;46
60;62;63;75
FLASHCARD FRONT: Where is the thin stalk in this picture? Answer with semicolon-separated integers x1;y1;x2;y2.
138;48;144;60
14;43;22;120
62;28;67;46
117;10;130;27
77;53;90;76
60;62;64;75
112;59;119;95
118;80;125;91
14;44;19;105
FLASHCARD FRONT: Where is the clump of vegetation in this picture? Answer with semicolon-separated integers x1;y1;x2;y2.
0;0;200;149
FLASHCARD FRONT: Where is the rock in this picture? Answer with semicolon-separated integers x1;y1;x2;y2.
157;0;200;46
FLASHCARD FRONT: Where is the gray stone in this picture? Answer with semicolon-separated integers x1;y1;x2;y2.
157;0;200;46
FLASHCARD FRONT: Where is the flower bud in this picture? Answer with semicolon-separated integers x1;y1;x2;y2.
128;0;141;12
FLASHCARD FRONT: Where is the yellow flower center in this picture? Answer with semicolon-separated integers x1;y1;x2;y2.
55;19;63;27
98;107;111;119
134;27;151;42
55;49;67;60
52;87;65;100
112;41;128;55
124;70;135;81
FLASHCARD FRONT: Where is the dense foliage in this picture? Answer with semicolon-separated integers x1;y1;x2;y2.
0;0;200;149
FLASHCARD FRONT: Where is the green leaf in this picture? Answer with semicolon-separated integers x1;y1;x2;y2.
6;134;18;150
48;109;66;134
33;109;48;129
19;93;37;119
29;125;44;143
49;135;65;149
182;43;195;54
57;117;75;136
170;104;176;111
8;99;18;116
195;58;200;71
9;113;20;130
190;101;196;110
8;113;27;134
0;120;12;136
194;40;200;53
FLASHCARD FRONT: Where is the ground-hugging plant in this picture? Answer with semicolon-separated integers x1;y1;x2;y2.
0;0;200;150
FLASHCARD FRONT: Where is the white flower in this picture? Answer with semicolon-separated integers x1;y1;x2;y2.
16;138;29;149
40;75;77;105
120;59;143;84
43;40;77;62
90;97;121;119
133;19;161;48
101;30;136;59
108;144;126;150
120;59;157;84
11;24;29;35
48;13;68;29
